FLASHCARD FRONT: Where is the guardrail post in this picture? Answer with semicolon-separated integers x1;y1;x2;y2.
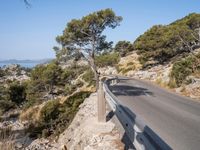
98;80;106;122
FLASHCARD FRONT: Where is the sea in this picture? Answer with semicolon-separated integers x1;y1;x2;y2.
0;62;40;68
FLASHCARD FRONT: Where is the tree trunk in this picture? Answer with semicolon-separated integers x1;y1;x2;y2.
90;58;99;91
94;70;99;91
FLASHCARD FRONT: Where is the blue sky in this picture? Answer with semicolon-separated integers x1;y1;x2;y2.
0;0;199;59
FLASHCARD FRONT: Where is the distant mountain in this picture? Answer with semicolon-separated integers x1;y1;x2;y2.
0;58;53;64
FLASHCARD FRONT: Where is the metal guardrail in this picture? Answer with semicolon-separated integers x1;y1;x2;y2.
103;78;172;150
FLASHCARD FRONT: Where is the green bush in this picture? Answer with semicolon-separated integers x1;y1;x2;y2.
64;84;77;95
40;100;63;123
170;55;200;87
61;69;76;83
8;83;26;105
64;91;91;111
0;82;26;114
0;85;8;101
82;69;95;87
27;91;91;138
24;61;91;109
0;69;5;77
95;52;120;67
0;100;15;115
114;41;134;56
27;100;64;138
76;80;84;88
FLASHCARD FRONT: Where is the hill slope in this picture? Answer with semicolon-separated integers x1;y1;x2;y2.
134;13;200;67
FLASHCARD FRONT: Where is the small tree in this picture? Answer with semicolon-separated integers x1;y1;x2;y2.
114;41;134;56
29;62;63;95
55;9;122;90
175;13;200;54
8;83;26;105
0;68;5;77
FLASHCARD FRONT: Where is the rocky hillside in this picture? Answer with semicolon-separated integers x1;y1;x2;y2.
133;13;200;67
107;13;200;100
0;61;96;149
16;93;123;150
0;64;30;83
0;12;200;150
116;50;200;100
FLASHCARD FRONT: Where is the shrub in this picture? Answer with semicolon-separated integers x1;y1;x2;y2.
114;41;134;56
27;100;63;138
61;69;76;83
76;80;84;88
170;56;196;87
82;69;95;87
0;69;5;77
95;52;120;67
40;100;63;123
27;91;91;138
64;84;77;95
8;83;26;105
64;91;91;112
0;100;15;115
0;85;8;101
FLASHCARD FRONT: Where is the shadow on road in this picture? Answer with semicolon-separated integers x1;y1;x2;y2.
109;84;154;97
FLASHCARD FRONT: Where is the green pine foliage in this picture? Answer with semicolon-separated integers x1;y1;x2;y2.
95;52;120;67
114;41;134;56
170;53;200;87
82;69;95;87
134;13;200;67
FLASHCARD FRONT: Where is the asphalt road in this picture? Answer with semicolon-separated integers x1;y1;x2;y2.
110;78;200;150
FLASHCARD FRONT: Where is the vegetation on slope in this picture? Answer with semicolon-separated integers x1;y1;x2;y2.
114;41;134;57
134;13;200;67
1;10;200;146
27;91;91;138
95;52;120;67
55;9;122;90
170;52;200;87
0;58;95;139
0;83;26;120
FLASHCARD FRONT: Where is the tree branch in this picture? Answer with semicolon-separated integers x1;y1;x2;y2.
178;34;193;52
80;30;91;37
24;0;31;7
191;32;199;42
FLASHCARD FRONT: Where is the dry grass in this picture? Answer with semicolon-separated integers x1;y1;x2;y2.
19;105;41;122
0;127;15;150
155;78;169;89
0;142;15;150
117;52;142;75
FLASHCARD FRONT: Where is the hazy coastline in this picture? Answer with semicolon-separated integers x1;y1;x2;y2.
0;59;53;68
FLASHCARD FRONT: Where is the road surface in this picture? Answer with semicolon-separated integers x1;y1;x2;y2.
110;78;200;150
